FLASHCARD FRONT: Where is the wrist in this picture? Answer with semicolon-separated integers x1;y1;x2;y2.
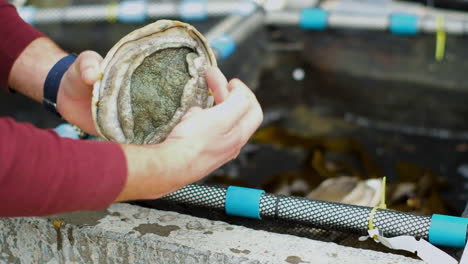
43;54;77;118
55;53;100;136
56;68;75;119
115;143;181;201
8;37;66;103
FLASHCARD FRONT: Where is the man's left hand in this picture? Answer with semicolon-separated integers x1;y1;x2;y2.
57;51;103;135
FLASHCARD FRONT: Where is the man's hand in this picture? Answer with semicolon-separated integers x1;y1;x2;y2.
9;37;102;135
165;67;263;188
116;67;263;201
57;51;103;135
8;37;263;202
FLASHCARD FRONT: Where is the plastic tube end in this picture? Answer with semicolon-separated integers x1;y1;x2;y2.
429;214;468;248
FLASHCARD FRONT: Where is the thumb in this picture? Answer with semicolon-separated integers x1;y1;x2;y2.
181;106;203;121
76;51;103;85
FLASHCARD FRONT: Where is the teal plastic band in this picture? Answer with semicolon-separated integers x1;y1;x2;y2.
118;0;147;23
390;13;418;35
180;0;207;21
225;186;265;219
429;214;468;248
18;6;36;25
54;124;80;139
210;34;236;60
299;8;328;30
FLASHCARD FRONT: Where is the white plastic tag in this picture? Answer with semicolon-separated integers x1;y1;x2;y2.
459;241;468;264
359;228;457;264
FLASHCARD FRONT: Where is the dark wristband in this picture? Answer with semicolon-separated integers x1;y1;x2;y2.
43;54;77;117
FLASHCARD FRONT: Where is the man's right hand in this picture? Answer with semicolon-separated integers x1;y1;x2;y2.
115;67;263;201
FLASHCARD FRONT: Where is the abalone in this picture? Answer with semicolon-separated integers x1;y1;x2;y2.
92;20;216;144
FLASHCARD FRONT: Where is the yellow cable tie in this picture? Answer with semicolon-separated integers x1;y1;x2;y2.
368;177;387;238
435;15;446;61
379;176;387;209
106;2;118;24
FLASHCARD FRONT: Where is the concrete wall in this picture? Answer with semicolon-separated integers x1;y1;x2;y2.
0;203;423;263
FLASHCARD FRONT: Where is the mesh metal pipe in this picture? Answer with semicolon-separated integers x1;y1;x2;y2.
266;10;468;35
21;1;242;25
20;0;468;36
162;184;432;239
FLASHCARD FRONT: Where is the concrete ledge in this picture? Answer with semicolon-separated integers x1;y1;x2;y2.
0;203;423;263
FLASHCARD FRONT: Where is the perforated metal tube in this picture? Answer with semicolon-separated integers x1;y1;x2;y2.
260;193;431;239
161;184;432;239
23;1;241;25
265;10;468;35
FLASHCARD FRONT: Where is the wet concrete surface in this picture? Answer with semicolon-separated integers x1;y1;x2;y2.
0;203;424;263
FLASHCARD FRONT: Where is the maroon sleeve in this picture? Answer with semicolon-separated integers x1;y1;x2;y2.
0;0;45;90
0;118;127;217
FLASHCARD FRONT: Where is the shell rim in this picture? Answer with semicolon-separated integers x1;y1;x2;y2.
92;20;217;142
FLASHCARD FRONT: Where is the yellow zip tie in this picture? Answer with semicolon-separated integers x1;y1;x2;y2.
435;15;446;61
368;177;387;238
379;176;387;210
106;2;118;23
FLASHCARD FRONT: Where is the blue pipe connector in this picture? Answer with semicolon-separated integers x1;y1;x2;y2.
210;34;236;60
429;214;468;248
180;0;208;21
299;8;328;31
118;0;147;23
54;123;80;139
18;6;36;25
225;186;265;219
390;13;419;35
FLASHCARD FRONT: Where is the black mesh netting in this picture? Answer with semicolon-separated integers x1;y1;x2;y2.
142;184;431;240
260;193;430;238
138;184;468;258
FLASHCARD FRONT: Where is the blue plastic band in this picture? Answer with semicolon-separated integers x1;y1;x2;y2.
234;1;257;16
180;0;207;21
299;8;328;30
118;0;147;23
18;6;36;25
225;186;265;219
390;13;419;35
210;34;236;60
54;124;80;139
429;214;468;248
43;55;77;118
